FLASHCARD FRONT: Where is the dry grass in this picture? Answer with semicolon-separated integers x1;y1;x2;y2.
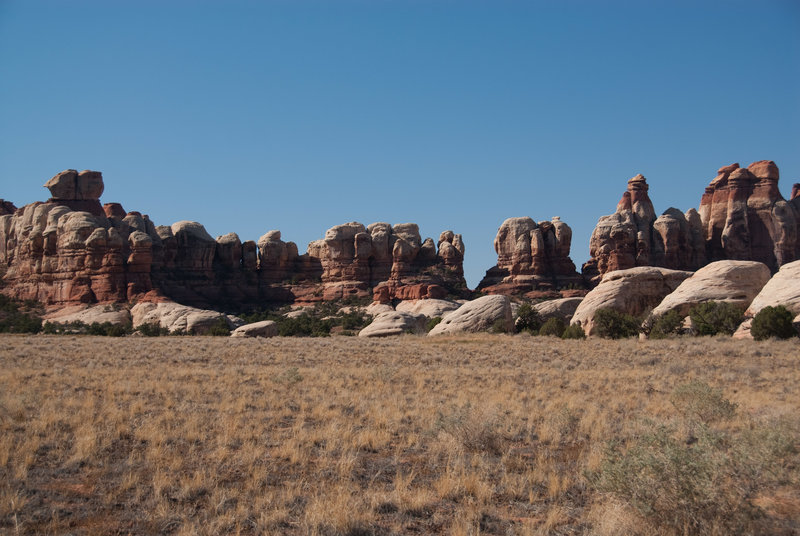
0;333;798;535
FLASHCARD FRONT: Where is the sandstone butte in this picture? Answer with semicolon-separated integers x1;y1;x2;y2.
1;161;798;312
582;160;800;286
0;170;469;309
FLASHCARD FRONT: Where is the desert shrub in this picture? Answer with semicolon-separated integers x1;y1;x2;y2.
0;295;43;334
86;322;130;337
206;317;231;336
538;317;566;337
426;317;442;332
340;310;370;331
491;317;510;333
688;301;744;336
561;324;585;339
593;308;640;339
648;309;685;339
136;322;169;337
434;403;505;455
590;382;798;535
670;380;737;426
277;313;332;337
751;305;796;340
515;303;542;334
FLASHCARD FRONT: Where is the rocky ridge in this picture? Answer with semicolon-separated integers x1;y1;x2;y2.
583;161;800;286
0;170;468;309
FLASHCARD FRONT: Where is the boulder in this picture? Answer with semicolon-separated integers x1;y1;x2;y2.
651;260;771;318
358;311;426;337
44;304;132;326
365;302;394;316
428;295;513;336
532;297;584;322
396;298;462;318
733;260;800;338
571;267;692;336
130;301;240;334
231;320;278;338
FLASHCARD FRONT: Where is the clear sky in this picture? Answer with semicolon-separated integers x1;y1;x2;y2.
1;0;798;287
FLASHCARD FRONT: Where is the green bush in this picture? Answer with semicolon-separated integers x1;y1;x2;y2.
689;301;744;336
0;294;43;334
561;324;585;339
426;317;442;332
136;322;169;337
514;304;542;334
538;317;566;337
593;308;640;339
340;310;371;331
277;313;333;337
751;305;796;340
491;317;510;333
206;317;231;336
648;309;684;339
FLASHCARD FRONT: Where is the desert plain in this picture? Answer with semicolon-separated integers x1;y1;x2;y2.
1;334;798;535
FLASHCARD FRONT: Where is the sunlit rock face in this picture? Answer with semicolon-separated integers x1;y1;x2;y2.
477;216;584;296
0;170;468;308
583;161;798;286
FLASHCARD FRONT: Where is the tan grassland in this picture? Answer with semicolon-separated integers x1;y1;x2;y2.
0;334;798;535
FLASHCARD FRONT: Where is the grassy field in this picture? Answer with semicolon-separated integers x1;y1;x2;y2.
0;334;798;535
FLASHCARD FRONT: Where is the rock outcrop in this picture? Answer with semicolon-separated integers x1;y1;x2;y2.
130;301;241;334
44;303;132;326
582;174;706;286
0;200;16;216
650;260;771;319
733;260;800;339
428;295;513;335
699;161;798;271
231;320;278;338
395;298;462;319
532;297;584;323
584;162;799;286
358;311;427;337
478;216;584;294
1;170;468;310
571;267;692;336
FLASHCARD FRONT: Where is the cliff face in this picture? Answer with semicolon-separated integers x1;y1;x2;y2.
699;161;799;271
583;161;799;286
477;216;584;295
0;170;468;308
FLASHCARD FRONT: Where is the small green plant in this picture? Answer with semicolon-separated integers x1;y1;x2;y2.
206;317;231;336
514;304;542;334
561;324;585;339
426;317;442;332
593;308;639;339
751;305;796;340
538;317;566;337
648;309;684;339
689;301;744;336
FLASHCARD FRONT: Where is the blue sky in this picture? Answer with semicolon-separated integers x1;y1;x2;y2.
1;0;798;287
